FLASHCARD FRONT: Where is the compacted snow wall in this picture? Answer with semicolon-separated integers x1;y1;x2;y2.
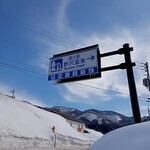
0;94;98;150
0;134;90;150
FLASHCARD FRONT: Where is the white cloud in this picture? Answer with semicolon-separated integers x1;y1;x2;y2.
35;2;150;106
58;28;150;104
0;83;47;107
15;90;47;107
54;0;71;32
140;105;149;117
0;83;12;95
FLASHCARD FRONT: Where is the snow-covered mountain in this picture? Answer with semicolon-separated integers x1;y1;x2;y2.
51;106;134;134
0;93;102;150
39;105;150;135
52;106;82;117
78;109;133;124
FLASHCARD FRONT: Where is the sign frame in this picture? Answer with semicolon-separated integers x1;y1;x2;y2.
48;44;101;83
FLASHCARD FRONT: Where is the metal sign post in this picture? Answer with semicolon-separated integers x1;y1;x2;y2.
48;43;141;123
123;44;141;123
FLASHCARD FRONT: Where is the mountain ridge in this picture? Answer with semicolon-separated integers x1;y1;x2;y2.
38;105;150;134
45;106;134;134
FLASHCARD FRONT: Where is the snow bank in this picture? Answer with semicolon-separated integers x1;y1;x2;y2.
90;121;150;150
82;128;103;142
0;93;102;150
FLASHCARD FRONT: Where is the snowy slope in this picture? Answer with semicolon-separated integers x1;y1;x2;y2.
0;93;102;150
90;121;150;150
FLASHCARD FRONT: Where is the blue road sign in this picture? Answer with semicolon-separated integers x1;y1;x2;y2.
48;45;100;81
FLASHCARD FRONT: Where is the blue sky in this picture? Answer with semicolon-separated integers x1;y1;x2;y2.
0;0;150;117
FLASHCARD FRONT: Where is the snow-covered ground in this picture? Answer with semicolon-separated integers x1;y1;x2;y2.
0;93;103;150
90;120;150;150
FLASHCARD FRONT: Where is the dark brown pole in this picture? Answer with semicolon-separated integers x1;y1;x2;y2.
123;43;141;123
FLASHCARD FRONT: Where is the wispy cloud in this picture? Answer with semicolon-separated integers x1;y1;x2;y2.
54;0;71;32
16;90;47;107
34;1;150;109
0;83;47;107
0;83;12;95
57;28;150;104
140;105;149;117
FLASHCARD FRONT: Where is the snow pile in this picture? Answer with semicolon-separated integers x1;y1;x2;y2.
82;129;103;142
90;121;150;150
0;93;102;150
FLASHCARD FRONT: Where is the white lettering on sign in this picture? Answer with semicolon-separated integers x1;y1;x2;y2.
48;46;100;81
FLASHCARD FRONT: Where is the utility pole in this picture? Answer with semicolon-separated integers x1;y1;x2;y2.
147;98;150;117
140;62;150;117
142;62;150;91
10;89;15;99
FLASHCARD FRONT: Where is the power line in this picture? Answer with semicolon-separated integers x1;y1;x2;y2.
0;12;83;49
73;82;129;96
0;60;148;101
70;82;148;100
0;61;46;77
0;10;149;119
0;11;127;69
0;55;44;71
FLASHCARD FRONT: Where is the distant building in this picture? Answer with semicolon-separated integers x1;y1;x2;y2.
63;114;86;132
